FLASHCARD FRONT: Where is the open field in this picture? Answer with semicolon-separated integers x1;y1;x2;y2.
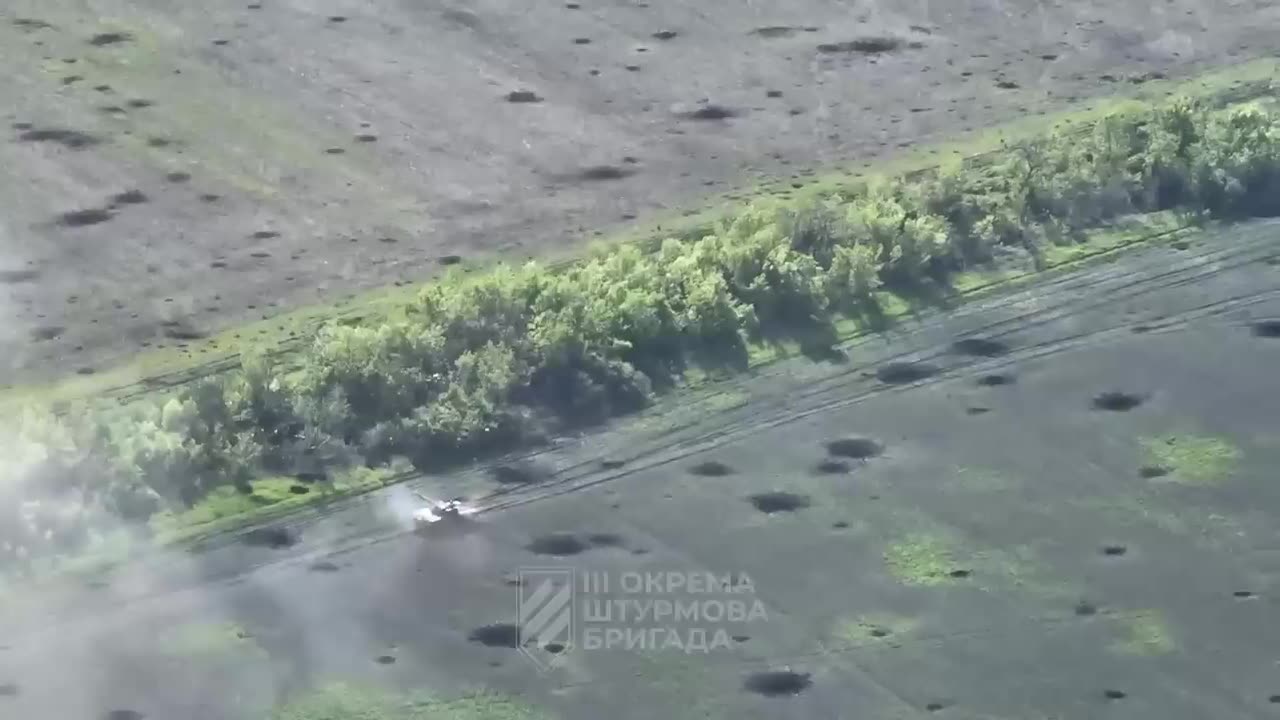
3;0;1280;389
2;221;1278;719
4;57;1279;582
3;3;1280;717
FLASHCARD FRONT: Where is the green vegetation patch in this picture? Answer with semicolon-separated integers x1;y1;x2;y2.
883;535;961;586
271;684;549;720
1140;434;1243;485
831;613;922;648
151;465;400;544
158;621;265;661
1109;611;1177;656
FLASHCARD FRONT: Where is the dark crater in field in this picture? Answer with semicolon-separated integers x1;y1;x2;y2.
13;18;54;30
166;171;192;183
688;460;734;477
680;104;738;121
162;321;206;340
375;654;396;665
437;254;463;266
826;437;882;459
469;623;520;648
490;461;548;485
951;337;1010;357
1251;320;1280;338
748;492;811;514
652;30;678;40
31;325;64;341
18;127;100;148
750;26;798;38
1139;465;1169;479
90;32;133;46
103;711;144;720
1091;391;1146;412
965;406;991;416
976;373;1015;387
252;230;280;240
111;190;148;205
0;269;40;284
586;532;625;548
744;670;812;697
1103;689;1127;701
506;90;543;103
56;208;113;227
527;533;590;556
812;459;850;475
241;526;297;549
876;361;939;384
308;561;340;573
0;682;18;697
818;36;902;54
575;165;634;182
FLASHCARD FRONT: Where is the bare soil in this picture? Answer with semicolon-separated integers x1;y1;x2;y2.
1;0;1278;383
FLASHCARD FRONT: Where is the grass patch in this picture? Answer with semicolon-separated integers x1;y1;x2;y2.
1140;434;1243;485
883;535;959;586
830;613;922;648
271;684;550;720
1109;611;1176;655
158;621;265;661
150;465;400;544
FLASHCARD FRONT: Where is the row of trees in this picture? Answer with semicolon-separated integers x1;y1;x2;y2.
4;97;1278;571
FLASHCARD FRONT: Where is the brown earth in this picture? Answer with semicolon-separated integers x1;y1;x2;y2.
1;0;1277;384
